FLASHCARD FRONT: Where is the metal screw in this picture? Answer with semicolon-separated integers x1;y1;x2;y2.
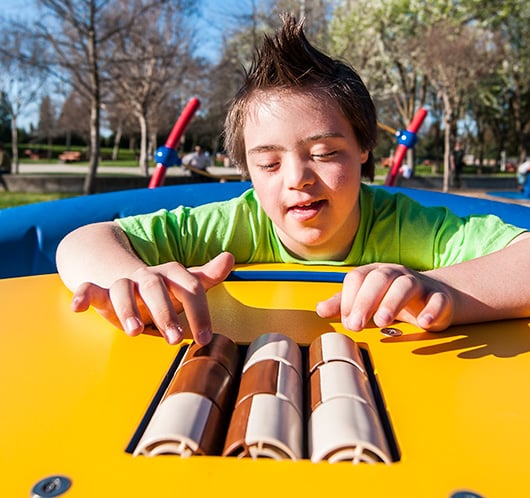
380;327;402;337
31;475;71;497
451;491;484;498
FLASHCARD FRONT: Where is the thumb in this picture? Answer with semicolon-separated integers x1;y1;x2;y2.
315;291;342;319
189;252;235;290
70;282;122;329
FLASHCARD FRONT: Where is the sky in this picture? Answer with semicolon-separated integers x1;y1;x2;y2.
1;0;250;129
2;0;246;61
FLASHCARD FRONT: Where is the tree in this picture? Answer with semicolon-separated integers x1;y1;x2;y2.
57;90;90;149
0;92;11;144
414;21;502;190
0;30;46;172
329;0;530;182
24;0;195;193
105;1;200;175
37;95;57;156
105;101;138;161
476;0;530;162
330;0;432;174
330;0;429;129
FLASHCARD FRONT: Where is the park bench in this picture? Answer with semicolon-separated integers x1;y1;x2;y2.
24;149;46;160
183;164;243;182
58;151;82;163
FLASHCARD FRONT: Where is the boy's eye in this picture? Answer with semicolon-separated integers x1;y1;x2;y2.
312;150;337;160
258;162;279;170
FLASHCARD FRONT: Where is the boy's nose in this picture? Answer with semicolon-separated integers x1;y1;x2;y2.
285;157;315;190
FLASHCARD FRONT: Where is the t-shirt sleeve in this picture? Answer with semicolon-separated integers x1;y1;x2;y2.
352;186;526;270
389;201;525;269
114;190;278;267
432;212;525;267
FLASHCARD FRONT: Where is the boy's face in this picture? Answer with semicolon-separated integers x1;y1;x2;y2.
244;90;368;261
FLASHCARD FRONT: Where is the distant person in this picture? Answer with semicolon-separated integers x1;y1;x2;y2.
517;157;530;197
399;163;412;179
182;145;211;172
451;140;465;188
0;143;12;173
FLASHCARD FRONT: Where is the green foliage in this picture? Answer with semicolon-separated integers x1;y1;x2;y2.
0;192;77;209
1;0;529;172
329;0;530;165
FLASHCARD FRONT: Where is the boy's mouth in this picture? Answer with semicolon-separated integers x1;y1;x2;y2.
288;200;326;220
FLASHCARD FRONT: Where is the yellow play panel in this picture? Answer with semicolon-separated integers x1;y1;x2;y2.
1;265;530;497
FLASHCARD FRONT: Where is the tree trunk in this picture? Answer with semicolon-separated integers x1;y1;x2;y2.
137;112;149;176
112;121;123;161
10;115;19;174
84;95;101;194
66;130;72;150
442;92;452;193
83;1;101;195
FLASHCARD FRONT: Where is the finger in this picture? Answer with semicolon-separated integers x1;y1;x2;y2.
189;252;235;290
372;274;419;327
341;267;397;330
136;272;185;345
416;291;454;331
71;282;94;312
71;282;122;328
316;292;342;318
164;268;213;346
108;278;144;337
336;268;369;327
72;281;116;312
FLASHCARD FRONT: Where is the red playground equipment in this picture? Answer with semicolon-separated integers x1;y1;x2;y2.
384;108;428;186
148;97;201;188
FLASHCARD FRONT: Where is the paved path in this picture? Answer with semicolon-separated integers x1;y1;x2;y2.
17;163;239;177
16;163;247;183
13;163;530;206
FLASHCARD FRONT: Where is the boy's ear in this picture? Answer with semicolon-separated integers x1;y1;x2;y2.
360;150;369;164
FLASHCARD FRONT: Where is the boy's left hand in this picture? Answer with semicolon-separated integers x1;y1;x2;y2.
316;263;455;332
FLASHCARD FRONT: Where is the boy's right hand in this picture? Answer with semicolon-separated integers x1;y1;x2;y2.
69;252;235;346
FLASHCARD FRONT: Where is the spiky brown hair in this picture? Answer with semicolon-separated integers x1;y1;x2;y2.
224;14;377;180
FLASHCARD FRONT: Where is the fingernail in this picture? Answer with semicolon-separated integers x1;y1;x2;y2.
344;312;363;331
374;309;393;327
418;313;434;328
125;317;143;336
71;295;84;310
165;324;184;345
197;329;212;345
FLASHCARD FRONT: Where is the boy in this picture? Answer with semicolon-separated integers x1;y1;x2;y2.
56;16;530;346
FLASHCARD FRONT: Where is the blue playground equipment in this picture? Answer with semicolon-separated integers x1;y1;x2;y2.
0;182;528;279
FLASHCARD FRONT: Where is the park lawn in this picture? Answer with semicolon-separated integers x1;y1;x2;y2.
0;192;77;209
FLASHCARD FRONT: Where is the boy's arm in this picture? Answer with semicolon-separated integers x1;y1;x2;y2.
56;221;234;345
317;232;530;331
422;232;530;325
57;222;146;290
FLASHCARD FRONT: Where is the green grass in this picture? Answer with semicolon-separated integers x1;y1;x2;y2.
17;143;139;163
0;192;77;209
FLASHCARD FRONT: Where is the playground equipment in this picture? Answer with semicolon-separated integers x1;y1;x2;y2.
384;108;428;186
1;182;529;497
148;97;201;188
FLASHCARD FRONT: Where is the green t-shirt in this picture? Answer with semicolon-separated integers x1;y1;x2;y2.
116;184;525;270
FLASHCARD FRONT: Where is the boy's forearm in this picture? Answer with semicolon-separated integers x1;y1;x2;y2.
56;221;147;291
424;233;530;325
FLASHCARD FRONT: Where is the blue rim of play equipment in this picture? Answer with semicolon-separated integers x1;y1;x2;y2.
0;181;528;279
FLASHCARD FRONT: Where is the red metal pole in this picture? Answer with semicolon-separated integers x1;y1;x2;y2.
165;97;201;149
385;108;428;186
148;97;201;188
